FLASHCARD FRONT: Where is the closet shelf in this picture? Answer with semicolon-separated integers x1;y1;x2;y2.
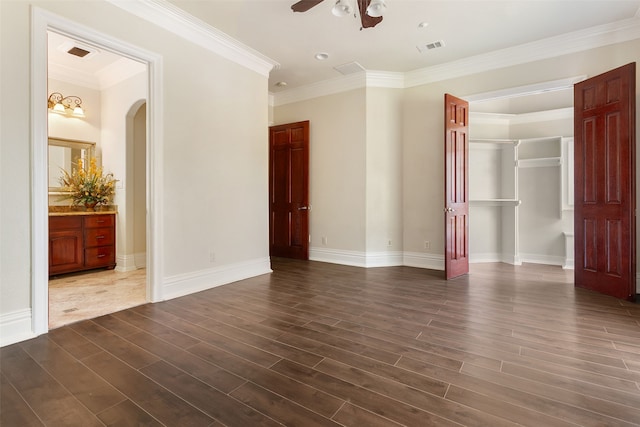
469;138;518;145
470;199;521;207
517;157;561;168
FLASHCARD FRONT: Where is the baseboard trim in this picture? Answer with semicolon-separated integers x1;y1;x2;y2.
470;253;502;263
162;257;272;301
402;252;445;270
309;248;367;267
519;253;565;267
1;309;36;347
310;248;445;270
134;252;147;268
309;248;405;268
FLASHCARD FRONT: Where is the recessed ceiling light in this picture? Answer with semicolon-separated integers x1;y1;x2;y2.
418;22;429;29
275;81;288;87
315;52;329;61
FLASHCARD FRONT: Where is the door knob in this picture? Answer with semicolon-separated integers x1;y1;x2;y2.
298;206;311;211
444;207;455;213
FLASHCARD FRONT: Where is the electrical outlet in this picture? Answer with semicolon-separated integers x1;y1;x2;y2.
424;241;431;249
387;239;392;247
322;236;327;245
209;250;215;263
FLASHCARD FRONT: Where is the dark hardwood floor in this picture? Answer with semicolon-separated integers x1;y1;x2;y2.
3;259;640;426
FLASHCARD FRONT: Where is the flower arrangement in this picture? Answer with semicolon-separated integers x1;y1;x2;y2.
60;157;116;209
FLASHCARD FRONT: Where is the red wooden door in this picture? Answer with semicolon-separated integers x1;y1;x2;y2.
269;121;310;260
574;62;636;300
444;94;470;279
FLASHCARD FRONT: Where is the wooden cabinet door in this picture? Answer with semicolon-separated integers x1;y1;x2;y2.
49;229;84;275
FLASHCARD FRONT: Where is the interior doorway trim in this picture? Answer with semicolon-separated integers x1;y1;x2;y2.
31;8;164;336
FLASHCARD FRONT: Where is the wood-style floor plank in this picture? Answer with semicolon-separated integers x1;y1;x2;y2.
3;259;640;426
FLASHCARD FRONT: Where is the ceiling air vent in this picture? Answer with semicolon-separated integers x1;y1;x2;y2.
334;61;366;75
417;40;445;53
57;39;98;59
67;46;91;58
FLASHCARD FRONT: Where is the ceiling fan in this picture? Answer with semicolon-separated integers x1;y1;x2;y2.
291;0;385;29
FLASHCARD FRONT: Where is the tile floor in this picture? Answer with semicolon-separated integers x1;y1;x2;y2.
48;268;146;329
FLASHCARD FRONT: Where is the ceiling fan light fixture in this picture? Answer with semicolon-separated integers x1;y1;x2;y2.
332;0;353;17
366;0;386;17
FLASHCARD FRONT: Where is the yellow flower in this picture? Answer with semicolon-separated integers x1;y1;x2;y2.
59;157;116;206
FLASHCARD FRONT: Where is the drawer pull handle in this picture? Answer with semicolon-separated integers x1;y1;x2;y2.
97;254;106;258
96;220;105;223
96;236;105;239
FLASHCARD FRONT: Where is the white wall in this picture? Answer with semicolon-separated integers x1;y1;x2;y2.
365;87;403;258
0;1;32;341
133;103;147;262
0;0;272;346
273;86;404;267
100;70;147;270
48;79;101;143
274;89;368;257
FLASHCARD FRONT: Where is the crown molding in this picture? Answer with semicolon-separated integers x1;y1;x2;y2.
48;62;100;89
96;57;147;89
274;16;640;106
405;16;640;88
106;0;279;77
273;73;366;107
366;70;405;89
49;57;147;90
271;70;404;106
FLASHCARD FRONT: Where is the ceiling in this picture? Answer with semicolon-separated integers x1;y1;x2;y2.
49;0;640;112
165;0;640;92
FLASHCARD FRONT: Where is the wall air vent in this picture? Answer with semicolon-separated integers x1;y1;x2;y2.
417;40;445;53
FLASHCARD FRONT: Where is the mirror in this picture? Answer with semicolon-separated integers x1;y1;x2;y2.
48;137;96;194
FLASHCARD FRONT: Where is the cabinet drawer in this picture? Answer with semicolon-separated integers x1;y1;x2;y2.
85;246;115;268
84;214;114;228
85;227;115;247
49;215;82;230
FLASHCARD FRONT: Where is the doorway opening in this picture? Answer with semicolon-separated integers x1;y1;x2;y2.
464;77;580;279
46;31;148;328
32;8;163;335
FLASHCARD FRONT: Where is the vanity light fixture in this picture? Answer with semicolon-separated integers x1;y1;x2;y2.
47;92;85;117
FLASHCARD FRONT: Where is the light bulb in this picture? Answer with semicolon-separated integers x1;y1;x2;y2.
332;0;353;17
366;0;386;17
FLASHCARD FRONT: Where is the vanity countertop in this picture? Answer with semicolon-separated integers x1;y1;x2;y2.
49;205;118;216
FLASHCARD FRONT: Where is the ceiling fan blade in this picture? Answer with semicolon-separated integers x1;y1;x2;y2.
357;0;383;28
291;0;325;13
